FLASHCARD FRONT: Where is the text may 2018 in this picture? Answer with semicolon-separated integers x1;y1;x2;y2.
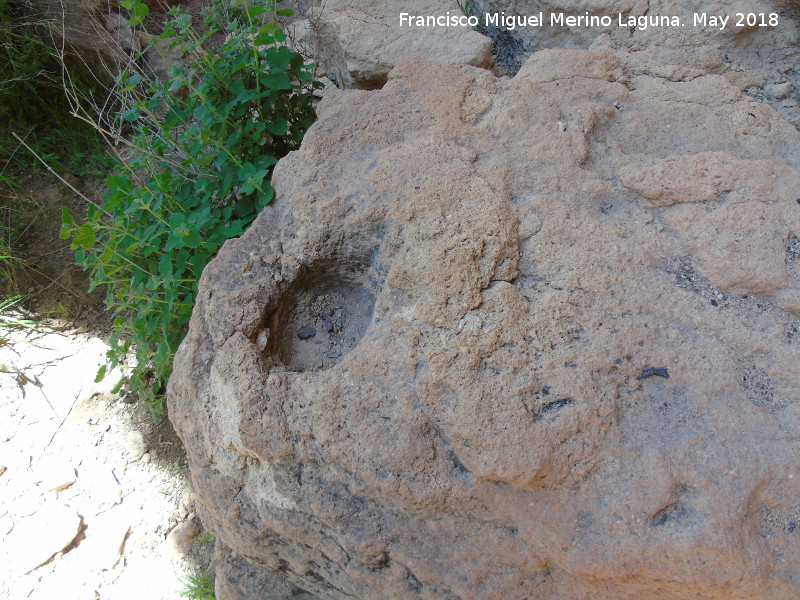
398;12;780;32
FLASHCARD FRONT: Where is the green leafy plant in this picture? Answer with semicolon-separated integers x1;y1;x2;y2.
180;571;216;600
0;198;30;339
0;295;39;374
194;531;215;544
454;0;478;18
0;221;19;292
62;0;319;418
0;295;36;333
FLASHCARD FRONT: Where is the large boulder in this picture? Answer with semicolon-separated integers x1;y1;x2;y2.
289;0;493;88
169;50;800;599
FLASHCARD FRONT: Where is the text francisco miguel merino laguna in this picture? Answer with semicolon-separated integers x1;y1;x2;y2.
399;11;741;31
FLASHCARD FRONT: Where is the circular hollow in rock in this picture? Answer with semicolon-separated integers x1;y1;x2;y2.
264;273;375;372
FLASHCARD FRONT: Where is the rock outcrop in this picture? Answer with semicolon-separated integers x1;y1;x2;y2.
169;49;800;599
289;0;493;88
31;0;138;84
474;0;800;126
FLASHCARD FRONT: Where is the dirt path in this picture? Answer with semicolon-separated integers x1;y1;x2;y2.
0;323;213;599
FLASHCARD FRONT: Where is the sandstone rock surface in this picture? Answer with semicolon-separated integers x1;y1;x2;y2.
291;0;492;88
474;0;800;126
169;50;800;599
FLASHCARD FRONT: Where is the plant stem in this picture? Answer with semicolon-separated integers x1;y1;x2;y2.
10;132;113;217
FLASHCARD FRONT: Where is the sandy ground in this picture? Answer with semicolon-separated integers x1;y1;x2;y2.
0;322;213;599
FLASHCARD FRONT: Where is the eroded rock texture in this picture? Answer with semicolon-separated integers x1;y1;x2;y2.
169;51;800;599
290;0;493;88
475;0;800;126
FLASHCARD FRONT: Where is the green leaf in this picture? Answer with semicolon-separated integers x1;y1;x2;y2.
60;207;74;239
168;77;184;93
226;128;244;148
72;223;97;250
169;212;188;230
265;118;288;136
236;195;255;217
106;173;126;190
223;219;245;238
256;183;275;209
184;229;202;249
94;364;107;383
266;46;293;71
262;72;292;90
253;32;276;46
61;206;75;229
238;162;269;195
126;1;149;27
247;5;267;18
111;377;125;394
158;254;173;284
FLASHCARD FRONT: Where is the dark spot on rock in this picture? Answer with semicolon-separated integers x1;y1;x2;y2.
297;326;316;340
639;367;669;380
789;520;797;533
373;553;390;570
290;586;309;596
448;449;470;475
304;569;326;583
541;385;550;395
651;502;686;527
534;398;575;422
710;298;718;306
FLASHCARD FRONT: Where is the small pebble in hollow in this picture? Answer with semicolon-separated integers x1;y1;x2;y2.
297;326;316;340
